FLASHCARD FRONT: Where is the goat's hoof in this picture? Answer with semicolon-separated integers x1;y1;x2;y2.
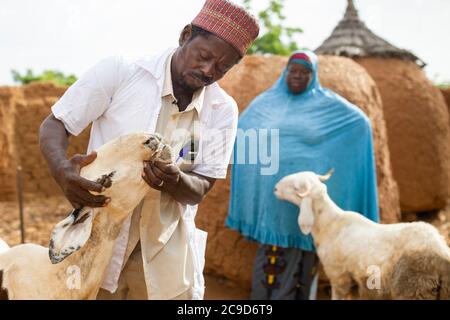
159;145;173;162
96;171;115;189
143;135;163;151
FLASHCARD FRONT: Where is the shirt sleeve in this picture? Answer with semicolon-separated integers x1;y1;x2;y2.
192;97;238;180
51;56;125;136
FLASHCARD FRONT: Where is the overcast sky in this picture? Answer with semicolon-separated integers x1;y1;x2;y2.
1;0;449;85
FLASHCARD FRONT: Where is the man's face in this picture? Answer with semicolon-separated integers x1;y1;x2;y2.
174;27;242;91
286;63;313;94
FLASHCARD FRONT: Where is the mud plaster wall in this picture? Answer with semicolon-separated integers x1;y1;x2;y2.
0;83;90;200
357;58;450;213
0;87;21;200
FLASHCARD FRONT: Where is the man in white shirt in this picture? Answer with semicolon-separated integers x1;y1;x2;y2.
39;0;259;300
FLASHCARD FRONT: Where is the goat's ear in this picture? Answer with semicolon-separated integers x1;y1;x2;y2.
298;196;314;235
296;180;311;198
49;208;96;264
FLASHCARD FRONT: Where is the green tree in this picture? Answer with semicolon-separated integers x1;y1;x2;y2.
11;69;77;86
437;81;450;89
243;0;303;56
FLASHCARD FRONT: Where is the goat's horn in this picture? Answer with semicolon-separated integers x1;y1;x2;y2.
318;168;335;182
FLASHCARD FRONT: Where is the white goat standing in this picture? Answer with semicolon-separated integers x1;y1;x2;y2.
0;133;171;300
274;171;450;300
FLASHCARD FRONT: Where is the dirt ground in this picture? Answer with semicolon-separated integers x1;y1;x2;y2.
0;196;71;247
204;274;250;300
204;272;332;300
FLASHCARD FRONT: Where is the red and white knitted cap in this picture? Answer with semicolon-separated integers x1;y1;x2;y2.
192;0;260;56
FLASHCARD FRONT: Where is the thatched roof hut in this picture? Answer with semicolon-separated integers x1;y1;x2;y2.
315;0;450;214
315;0;426;68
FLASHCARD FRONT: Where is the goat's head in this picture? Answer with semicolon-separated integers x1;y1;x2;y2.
274;169;334;235
48;133;172;264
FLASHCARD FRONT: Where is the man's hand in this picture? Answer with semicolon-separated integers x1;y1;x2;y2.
55;152;110;209
142;160;181;191
142;159;215;205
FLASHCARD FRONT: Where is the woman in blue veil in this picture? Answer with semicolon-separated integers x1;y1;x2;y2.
226;51;379;300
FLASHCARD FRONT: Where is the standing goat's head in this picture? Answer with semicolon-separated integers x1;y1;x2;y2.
274;169;334;235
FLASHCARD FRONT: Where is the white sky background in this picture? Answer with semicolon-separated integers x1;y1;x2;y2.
1;0;449;85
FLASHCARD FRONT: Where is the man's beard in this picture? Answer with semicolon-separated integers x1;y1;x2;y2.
175;73;201;93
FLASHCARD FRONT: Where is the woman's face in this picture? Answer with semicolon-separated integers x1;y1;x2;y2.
286;63;312;94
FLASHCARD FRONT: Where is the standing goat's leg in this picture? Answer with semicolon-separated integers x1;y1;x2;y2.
330;275;354;300
0;270;9;300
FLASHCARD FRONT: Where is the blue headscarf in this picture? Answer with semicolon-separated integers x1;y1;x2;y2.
226;50;380;251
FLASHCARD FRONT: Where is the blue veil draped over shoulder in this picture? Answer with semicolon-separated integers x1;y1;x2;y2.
226;51;379;252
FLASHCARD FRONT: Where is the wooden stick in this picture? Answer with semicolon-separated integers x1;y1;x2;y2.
16;166;25;244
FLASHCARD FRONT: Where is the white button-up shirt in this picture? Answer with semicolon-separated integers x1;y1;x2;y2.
51;47;238;299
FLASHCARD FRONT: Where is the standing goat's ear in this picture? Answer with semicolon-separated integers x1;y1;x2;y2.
296;180;312;198
298;196;314;235
48;208;96;264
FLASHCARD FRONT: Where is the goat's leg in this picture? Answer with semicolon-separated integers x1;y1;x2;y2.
0;270;9;300
95;171;116;189
55;172;115;226
69;171;115;225
330;276;354;300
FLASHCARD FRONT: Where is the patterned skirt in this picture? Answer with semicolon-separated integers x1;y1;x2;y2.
250;244;319;300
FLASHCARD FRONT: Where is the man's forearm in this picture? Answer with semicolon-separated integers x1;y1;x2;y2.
39;114;107;209
39;114;70;181
165;171;215;206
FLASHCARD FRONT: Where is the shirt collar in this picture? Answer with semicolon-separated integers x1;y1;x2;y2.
136;47;175;80
190;86;206;114
162;51;176;98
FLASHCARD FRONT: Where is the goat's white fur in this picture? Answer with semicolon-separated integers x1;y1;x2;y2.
0;133;171;300
275;171;450;300
0;239;9;254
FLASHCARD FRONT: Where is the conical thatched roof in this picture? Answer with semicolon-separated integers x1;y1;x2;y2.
315;0;426;67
